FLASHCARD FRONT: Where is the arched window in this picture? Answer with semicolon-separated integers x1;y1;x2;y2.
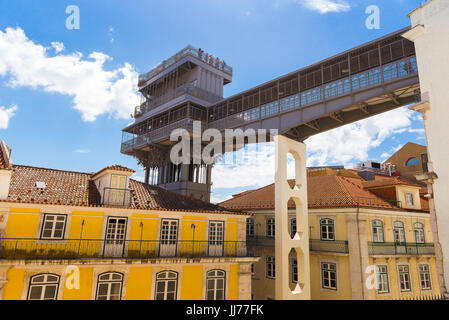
414;222;425;244
320;218;335;241
27;274;60;300
96;272;123;300
206;270;226;300
393;221;406;244
372;220;384;243
405;157;420;166
155;271;178;300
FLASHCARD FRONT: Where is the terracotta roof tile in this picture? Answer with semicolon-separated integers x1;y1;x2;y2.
4;165;241;215
220;174;401;210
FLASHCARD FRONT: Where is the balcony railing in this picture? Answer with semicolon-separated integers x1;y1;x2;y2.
368;242;435;256
134;84;223;118
309;239;349;254
0;238;250;260
138;45;233;85
102;188;133;207
246;237;348;254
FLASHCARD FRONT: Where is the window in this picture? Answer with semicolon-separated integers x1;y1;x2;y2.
96;272;123;300
320;218;335;241
290;218;297;238
393;221;406;244
405;193;414;207
251;264;255;277
321;262;337;290
155;271;178;300
414;222;425;244
266;256;275;279
27;274;60;300
398;265;411;292
376;265;390;294
206;270;226;300
372;220;384;243
405;157;420;166
291;258;298;283
266;218;275;238
40;214;67;240
246;218;255;237
419;264;432;290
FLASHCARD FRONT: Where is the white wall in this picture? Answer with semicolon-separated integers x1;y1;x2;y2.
407;0;449;289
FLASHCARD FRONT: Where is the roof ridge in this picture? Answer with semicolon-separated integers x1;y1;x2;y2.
12;164;92;175
335;175;359;204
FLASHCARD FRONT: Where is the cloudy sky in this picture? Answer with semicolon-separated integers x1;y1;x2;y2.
0;0;425;203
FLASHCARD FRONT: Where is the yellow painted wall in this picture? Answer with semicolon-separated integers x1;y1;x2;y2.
126;266;152;300
181;216;207;255
62;267;94;300
5;212;39;238
2;268;25;300
180;265;203;300
228;264;239;300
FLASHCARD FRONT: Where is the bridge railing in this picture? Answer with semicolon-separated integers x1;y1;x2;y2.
209;56;418;131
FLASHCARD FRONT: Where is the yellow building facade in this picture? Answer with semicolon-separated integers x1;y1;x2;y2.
0;143;257;300
221;168;440;300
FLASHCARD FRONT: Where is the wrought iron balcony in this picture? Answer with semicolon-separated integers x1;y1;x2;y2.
309;239;349;254
368;242;435;256
0;238;250;260
246;236;349;254
102;188;133;207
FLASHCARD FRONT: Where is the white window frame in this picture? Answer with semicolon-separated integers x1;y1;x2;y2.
40;214;67;240
266;256;275;279
393;221;406;244
246;218;255;237
266;218;275;238
321;262;337;290
27;274;60;300
405;193;414;207
206;269;226;300
376;265;390;294
320;218;335;241
95;272;123;300
372;220;384;243
418;264;432;290
398;265;412;292
414;222;425;244
154;271;178;300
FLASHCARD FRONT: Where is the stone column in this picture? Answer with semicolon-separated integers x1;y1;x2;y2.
274;135;310;300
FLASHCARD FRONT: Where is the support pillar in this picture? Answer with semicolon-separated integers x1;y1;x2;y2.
274;135;310;300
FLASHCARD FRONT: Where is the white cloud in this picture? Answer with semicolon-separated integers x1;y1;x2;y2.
51;41;65;53
211;107;415;191
305;107;413;166
0;27;140;122
300;0;351;14
0;105;17;129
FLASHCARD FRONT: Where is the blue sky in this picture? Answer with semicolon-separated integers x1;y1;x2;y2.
0;0;426;203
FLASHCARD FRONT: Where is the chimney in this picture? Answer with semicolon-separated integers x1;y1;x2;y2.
0;141;12;200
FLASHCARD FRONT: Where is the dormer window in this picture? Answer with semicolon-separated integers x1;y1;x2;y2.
405;193;414;207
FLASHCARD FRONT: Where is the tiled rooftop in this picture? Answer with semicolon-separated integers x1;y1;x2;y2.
3;164;240;215
220;170;427;212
